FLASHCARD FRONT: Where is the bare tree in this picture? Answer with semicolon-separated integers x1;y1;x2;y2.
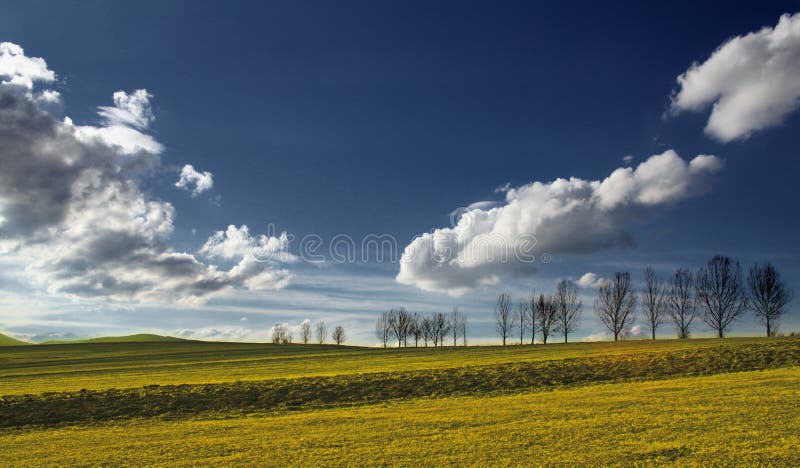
431;312;451;347
331;325;346;345
375;311;391;348
516;298;529;345
389;307;413;347
595;272;637;342
459;315;468;346
535;293;556;344
748;263;794;337
642;267;666;340
271;323;287;344
527;293;540;344
450;307;465;347
301;320;312;344
494;292;514;346
668;269;697;339
696;255;748;338
421;316;433;347
315;321;327;344
410;313;422;347
554;280;582;343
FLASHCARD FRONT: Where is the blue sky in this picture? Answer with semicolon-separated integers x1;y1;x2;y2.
1;1;799;344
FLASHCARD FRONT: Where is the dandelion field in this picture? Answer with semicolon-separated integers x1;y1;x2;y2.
1;337;798;466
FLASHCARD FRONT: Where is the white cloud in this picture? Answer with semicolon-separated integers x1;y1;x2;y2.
175;326;256;342
0;42;55;90
582;331;610;343
670;12;800;142
0;43;294;304
98;89;155;129
576;272;608;289
175;164;214;196
622;155;634;165
397;150;723;296
72;117;164;155
70;89;163;155
200;225;296;263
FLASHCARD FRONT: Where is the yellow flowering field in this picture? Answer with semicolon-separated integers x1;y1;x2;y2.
1;367;797;466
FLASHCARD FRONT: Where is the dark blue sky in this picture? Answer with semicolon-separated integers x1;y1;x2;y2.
2;1;799;342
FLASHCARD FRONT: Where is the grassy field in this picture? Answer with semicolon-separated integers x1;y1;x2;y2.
0;333;29;346
0;336;790;395
1;336;798;465
1;368;797;466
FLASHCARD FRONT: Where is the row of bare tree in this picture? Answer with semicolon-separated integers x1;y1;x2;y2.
635;257;793;339
272;321;347;345
495;256;792;344
494;279;583;345
375;307;468;348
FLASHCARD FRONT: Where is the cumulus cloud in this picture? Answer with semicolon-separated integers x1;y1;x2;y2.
175;164;214;196
576;272;609;289
200;224;296;264
0;42;293;303
397;150;723;295
0;42;55;89
670;13;800;142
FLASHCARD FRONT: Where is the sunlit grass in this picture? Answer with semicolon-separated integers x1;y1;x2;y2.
1;368;797;466
1;336;792;395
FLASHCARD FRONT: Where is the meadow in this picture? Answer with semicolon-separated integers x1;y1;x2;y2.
0;336;798;466
0;336;787;395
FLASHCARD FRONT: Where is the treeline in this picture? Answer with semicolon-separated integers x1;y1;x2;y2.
271;321;348;345
494;256;794;345
375;307;468;348
493;279;583;345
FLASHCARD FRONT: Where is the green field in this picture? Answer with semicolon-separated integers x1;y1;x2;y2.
1;336;798;466
0;333;29;347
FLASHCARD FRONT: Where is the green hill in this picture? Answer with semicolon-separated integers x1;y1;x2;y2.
0;333;29;346
39;333;186;345
81;334;186;343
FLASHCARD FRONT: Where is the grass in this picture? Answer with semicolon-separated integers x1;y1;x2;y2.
1;367;797;466
37;333;186;345
1;336;797;465
0;333;29;346
1;339;798;427
0;336;791;395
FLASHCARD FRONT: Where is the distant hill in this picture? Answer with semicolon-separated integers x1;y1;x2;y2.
0;333;30;346
81;334;186;343
39;334;186;345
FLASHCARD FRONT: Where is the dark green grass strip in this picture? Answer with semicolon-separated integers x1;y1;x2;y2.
1;341;798;428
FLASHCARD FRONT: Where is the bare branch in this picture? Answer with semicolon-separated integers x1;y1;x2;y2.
642;267;666;340
696;255;747;338
535;293;556;344
748;263;793;337
668;269;697;339
331;325;346;345
594;272;637;342
554;279;582;343
494;292;514;346
315;321;327;344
